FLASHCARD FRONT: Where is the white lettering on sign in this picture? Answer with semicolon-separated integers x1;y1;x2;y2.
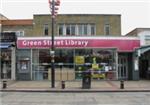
21;39;89;47
23;40;42;46
65;40;88;47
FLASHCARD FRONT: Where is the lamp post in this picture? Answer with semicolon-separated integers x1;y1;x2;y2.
49;0;60;88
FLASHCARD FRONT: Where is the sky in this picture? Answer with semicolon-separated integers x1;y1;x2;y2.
1;0;150;35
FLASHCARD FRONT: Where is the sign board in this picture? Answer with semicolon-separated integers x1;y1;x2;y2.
92;64;99;69
0;32;16;42
17;37;140;52
74;56;85;64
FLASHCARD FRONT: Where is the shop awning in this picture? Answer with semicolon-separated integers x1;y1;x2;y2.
137;45;150;56
17;36;140;52
0;43;12;49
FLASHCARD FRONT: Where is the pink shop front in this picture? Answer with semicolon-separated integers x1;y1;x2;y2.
16;36;140;81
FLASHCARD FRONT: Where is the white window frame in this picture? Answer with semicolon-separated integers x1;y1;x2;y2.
16;31;24;37
58;23;96;36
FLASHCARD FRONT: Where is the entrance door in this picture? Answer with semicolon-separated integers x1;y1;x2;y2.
139;59;148;79
118;56;128;80
17;59;31;80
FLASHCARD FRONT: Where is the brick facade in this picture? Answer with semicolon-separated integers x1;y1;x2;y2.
33;14;121;36
1;14;121;36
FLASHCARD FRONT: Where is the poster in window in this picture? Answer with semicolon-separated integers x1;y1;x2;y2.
134;59;138;71
21;61;27;70
19;60;29;73
74;56;85;64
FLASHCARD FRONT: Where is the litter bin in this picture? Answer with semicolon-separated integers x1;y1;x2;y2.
2;81;7;89
82;70;91;89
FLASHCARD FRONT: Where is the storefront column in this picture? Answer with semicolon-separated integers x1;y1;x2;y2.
132;53;139;80
11;47;16;80
116;51;118;80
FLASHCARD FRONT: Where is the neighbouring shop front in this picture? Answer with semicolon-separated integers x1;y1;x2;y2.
0;32;16;80
16;36;140;81
137;35;150;80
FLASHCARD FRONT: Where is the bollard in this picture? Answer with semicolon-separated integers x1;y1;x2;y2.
120;80;124;89
3;81;7;89
61;81;65;89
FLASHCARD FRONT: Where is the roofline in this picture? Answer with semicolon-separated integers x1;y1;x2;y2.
1;19;33;26
125;27;150;35
2;19;33;21
18;36;139;40
34;14;121;16
0;14;9;20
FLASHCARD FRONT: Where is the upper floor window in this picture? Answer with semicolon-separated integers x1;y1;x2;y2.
91;25;95;35
58;24;96;36
16;31;24;37
44;24;48;36
83;25;88;35
66;25;71;35
104;24;110;35
70;25;76;35
3;31;24;37
58;24;63;35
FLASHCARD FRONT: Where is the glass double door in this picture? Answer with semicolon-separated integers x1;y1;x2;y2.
118;56;128;80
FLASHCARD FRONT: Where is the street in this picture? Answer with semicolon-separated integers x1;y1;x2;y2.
1;92;150;105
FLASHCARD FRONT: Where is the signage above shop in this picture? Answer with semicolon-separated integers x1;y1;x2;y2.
0;32;16;42
17;36;140;52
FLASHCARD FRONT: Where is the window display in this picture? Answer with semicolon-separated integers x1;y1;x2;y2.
75;49;117;80
0;50;11;79
28;48;117;80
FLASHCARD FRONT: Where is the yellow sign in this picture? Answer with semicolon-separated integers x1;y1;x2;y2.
74;56;85;64
92;64;99;69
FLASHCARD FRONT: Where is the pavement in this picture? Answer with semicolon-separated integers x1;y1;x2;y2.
0;80;150;92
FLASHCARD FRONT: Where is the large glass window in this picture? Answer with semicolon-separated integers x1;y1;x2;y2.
92;49;116;80
32;49;74;80
32;49;50;80
31;48;116;80
74;49;93;79
74;49;117;80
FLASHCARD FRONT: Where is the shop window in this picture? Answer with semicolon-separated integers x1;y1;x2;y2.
91;49;116;80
